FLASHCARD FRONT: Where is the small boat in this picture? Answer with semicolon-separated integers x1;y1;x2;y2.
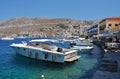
70;40;93;54
62;36;79;42
10;39;80;63
1;37;14;40
70;45;93;54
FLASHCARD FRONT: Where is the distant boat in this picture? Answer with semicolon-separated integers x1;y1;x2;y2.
70;39;93;54
79;38;85;41
16;36;27;39
63;36;79;42
1;37;14;40
10;39;80;63
70;45;93;54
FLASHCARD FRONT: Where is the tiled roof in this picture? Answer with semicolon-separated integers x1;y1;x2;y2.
106;18;120;21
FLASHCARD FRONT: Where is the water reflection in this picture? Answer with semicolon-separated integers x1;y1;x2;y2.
13;54;76;70
10;52;99;79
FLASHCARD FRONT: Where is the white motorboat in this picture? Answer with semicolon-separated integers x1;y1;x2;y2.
70;40;93;54
70;45;93;54
1;37;14;40
10;39;80;63
62;36;79;42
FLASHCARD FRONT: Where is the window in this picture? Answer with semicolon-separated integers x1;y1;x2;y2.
108;24;111;26
45;53;48;59
23;48;26;51
18;47;20;50
115;24;118;26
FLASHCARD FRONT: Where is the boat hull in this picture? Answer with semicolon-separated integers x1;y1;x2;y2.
11;45;65;63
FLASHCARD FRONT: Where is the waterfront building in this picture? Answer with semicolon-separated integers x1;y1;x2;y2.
87;17;120;39
99;17;120;34
87;24;99;37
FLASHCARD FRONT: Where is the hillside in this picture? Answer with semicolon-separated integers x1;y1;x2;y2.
0;17;98;37
3;17;97;26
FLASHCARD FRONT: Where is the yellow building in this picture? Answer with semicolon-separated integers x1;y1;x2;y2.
99;17;120;34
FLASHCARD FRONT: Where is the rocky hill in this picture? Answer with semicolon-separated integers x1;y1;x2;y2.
3;17;97;26
0;17;99;37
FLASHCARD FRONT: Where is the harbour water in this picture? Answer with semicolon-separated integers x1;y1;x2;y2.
0;38;99;79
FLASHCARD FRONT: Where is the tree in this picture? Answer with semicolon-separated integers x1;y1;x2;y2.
56;24;69;29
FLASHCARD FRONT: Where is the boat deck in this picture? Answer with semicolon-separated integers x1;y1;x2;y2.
65;56;80;62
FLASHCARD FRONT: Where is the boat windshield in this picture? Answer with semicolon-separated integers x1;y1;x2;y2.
27;41;56;47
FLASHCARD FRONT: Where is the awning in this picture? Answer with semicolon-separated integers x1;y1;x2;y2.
99;33;116;37
93;33;116;37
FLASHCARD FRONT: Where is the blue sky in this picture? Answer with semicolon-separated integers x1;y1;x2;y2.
0;0;120;21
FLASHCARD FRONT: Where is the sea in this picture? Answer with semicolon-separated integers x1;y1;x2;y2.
0;38;100;79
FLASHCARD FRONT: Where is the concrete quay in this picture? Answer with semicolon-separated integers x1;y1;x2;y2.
92;41;120;79
92;70;120;79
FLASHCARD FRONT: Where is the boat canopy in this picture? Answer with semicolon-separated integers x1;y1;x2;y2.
93;33;116;37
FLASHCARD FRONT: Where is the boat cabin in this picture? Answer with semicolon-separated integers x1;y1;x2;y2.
27;40;72;54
